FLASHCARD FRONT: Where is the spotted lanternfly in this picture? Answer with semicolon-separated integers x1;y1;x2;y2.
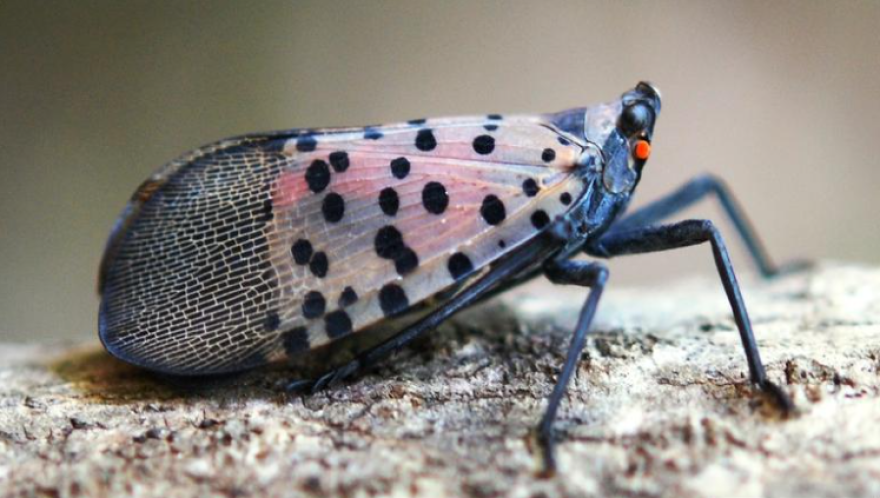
99;82;797;474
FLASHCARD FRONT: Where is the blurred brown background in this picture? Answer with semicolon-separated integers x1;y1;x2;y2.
2;1;878;342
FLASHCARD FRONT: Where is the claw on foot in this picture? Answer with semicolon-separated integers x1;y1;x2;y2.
285;360;363;395
759;378;795;415
527;425;557;478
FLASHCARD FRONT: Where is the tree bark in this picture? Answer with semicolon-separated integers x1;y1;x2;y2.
1;263;878;497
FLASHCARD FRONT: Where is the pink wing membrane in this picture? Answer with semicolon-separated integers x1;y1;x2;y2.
264;117;586;360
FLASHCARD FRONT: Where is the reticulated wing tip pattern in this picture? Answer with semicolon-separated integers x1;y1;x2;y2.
99;138;288;374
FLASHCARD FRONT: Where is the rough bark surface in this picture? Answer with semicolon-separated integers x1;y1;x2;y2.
1;263;879;497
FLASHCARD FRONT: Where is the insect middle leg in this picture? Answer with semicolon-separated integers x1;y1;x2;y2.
586;219;793;411
606;174;806;277
534;259;608;476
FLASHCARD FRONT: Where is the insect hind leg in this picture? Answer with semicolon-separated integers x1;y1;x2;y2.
602;174;807;278
533;259;609;477
587;219;794;412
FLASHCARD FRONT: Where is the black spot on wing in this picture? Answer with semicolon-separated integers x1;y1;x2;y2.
364;128;383;140
291;239;313;265
375;226;406;259
415;129;437;151
322;192;345;223
531;210;550;229
379;187;399;216
339;287;358;307
329;151;350;172
309;251;329;278
305;160;331;193
480;195;506;225
374;225;419;276
394;248;419;276
447;253;474;281
421;182;449;215
522;178;539;197
472;135;495;155
379;284;409;317
325;310;353;339
390;157;411;179
541;148;556;163
302;291;326;319
296;135;317;152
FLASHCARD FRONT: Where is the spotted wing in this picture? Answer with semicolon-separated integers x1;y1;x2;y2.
266;118;587;361
99;115;588;375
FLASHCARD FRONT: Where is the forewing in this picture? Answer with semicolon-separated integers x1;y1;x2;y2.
99;115;587;375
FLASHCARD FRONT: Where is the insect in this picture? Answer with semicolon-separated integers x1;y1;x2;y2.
99;82;797;474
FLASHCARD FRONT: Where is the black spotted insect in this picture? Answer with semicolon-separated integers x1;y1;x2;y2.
99;82;799;474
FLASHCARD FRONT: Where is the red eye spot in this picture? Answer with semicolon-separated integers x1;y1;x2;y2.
633;140;651;161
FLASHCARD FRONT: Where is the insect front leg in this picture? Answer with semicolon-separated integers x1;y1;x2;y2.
587;219;793;412
533;259;609;477
600;174;807;278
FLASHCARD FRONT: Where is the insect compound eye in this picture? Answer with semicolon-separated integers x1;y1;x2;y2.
619;102;652;137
